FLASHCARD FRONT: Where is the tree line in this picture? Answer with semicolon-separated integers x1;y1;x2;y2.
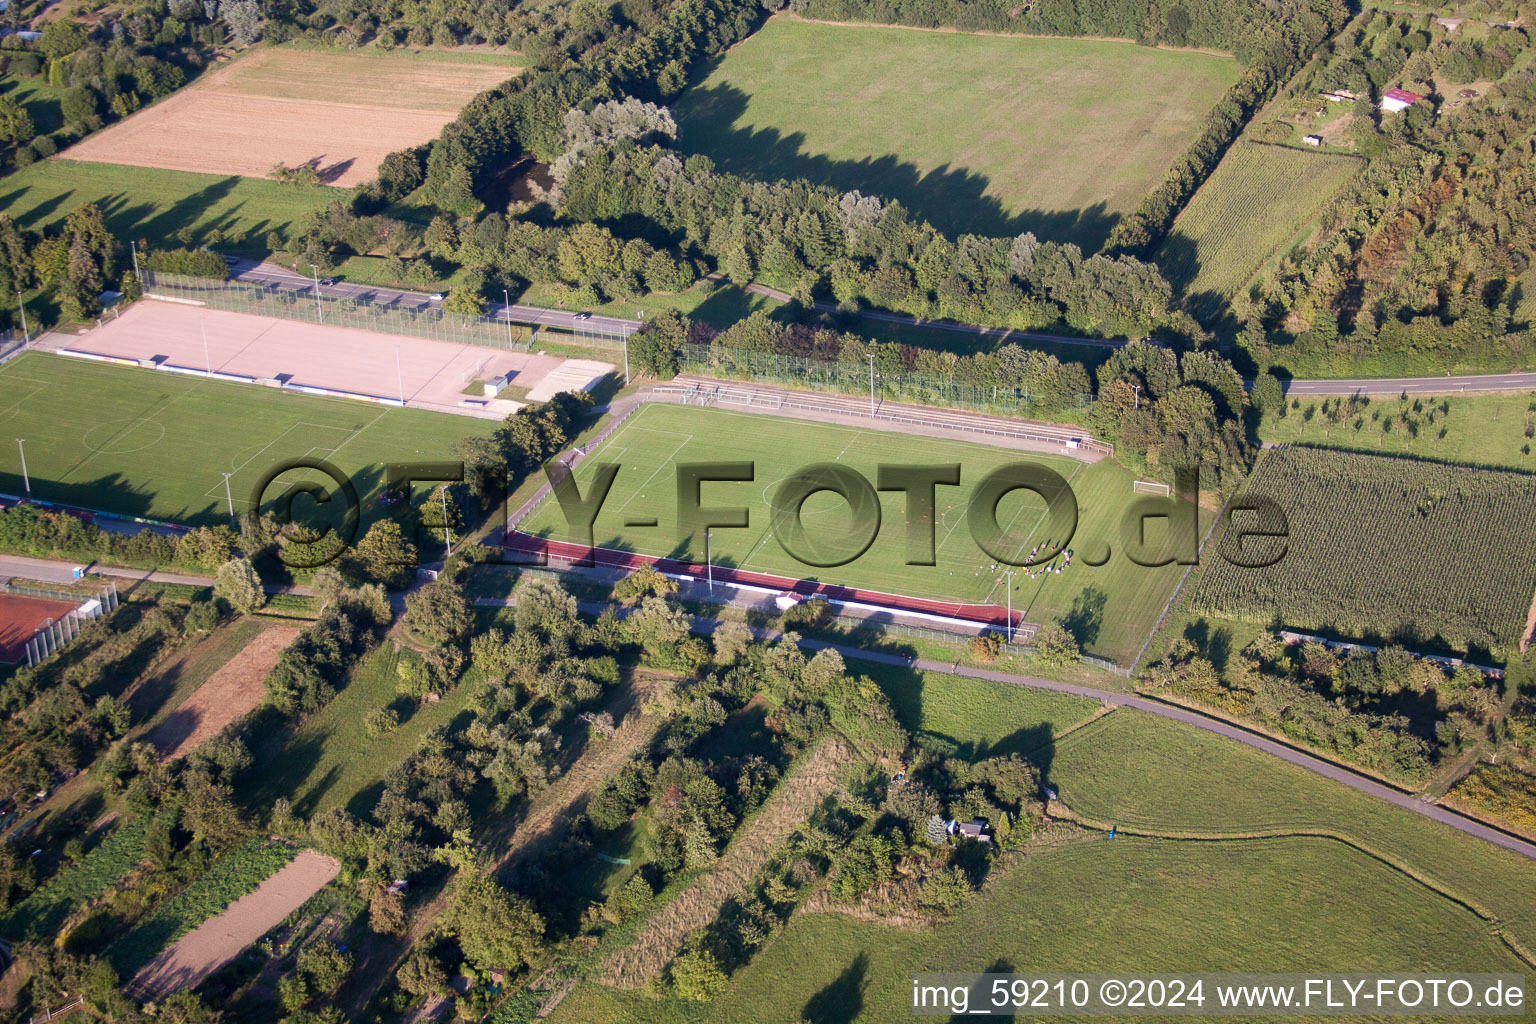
1240;17;1536;373
563;140;1185;339
0;0;252;173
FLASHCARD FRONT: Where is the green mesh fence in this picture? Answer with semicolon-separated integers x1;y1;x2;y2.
141;271;536;352
679;343;1093;417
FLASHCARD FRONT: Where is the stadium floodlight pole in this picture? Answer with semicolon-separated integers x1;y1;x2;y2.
623;327;630;385
395;347;405;405
130;239;140;283
14;292;29;345
705;527;713;592
312;266;323;323
1132;384;1141;411
200;317;212;375
867;353;876;415
439;486;453;558
16;438;28;497
1002;567;1016;643
503;289;512;348
222;472;235;521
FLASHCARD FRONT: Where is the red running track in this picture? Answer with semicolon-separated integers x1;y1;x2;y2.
503;530;1020;630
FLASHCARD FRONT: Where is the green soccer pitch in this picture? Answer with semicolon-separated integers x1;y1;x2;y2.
0;353;495;528
518;404;1192;663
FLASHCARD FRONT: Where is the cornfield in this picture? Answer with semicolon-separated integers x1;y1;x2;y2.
1192;448;1536;652
1156;142;1363;316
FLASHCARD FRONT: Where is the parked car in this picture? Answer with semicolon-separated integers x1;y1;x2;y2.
430;293;445;302
573;311;593;321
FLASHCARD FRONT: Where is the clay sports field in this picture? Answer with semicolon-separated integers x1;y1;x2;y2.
0;593;84;662
61;300;610;417
60;48;517;187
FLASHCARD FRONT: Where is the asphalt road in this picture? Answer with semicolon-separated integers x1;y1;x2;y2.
229;260;640;340
1281;372;1536;396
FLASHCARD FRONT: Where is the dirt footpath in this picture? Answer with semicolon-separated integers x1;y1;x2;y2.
132;849;340;998
493;677;669;871
599;735;855;987
147;624;301;761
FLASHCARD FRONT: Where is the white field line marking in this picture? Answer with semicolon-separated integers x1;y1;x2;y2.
733;429;864;576
199;421;359;503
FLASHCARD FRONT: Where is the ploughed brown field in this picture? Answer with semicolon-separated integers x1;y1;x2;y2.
61;48;517;187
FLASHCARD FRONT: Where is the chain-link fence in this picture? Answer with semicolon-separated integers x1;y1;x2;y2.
141;271;536;352
680;343;1093;417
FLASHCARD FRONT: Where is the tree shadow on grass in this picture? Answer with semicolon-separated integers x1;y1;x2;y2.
803;952;869;1024
675;81;1122;251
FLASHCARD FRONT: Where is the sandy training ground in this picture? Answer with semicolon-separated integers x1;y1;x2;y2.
61;49;516;187
131;848;340;997
147;624;303;762
63;301;609;418
0;593;81;662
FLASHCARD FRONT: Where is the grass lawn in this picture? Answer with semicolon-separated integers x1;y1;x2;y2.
0;159;341;253
241;644;479;819
517;404;1191;663
860;661;1099;758
554;689;1536;1023
675;17;1239;249
0;74;66;137
518;279;783;329
1258;390;1536;472
552;833;1525;1023
0;352;496;527
1050;709;1536;953
1156;142;1363;316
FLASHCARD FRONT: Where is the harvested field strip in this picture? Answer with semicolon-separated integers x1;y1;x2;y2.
125;617;267;728
205;47;516;110
130;848;340;997
494;678;670;870
148;624;302;762
58;47;516;187
2;817;152;941
61;92;463;188
599;735;855;987
109;837;298;977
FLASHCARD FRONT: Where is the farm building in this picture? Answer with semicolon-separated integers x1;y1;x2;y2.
1381;88;1422;113
949;819;992;842
1302;135;1323;147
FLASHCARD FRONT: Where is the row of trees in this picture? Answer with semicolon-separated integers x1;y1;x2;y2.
0;204;119;323
0;0;248;172
794;0;1333;61
1144;631;1505;785
1100;0;1349;259
419;0;765;214
562;140;1183;338
1245;26;1536;370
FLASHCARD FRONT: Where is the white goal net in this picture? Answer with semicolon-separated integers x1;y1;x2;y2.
1132;480;1171;497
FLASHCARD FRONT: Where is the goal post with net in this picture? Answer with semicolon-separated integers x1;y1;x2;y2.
1133;480;1171;497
